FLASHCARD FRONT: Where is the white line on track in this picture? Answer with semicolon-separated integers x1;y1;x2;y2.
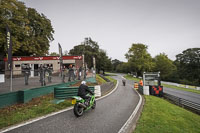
118;77;142;133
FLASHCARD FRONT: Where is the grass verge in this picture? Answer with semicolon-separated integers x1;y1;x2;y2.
96;74;107;84
105;76;117;85
134;95;200;133
124;75;140;82
0;94;72;129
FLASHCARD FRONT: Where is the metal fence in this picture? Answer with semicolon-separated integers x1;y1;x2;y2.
163;93;200;115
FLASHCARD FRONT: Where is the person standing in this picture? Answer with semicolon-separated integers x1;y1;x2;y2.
24;65;31;85
72;65;76;80
62;66;67;83
47;65;53;83
39;64;43;85
139;79;143;86
78;66;82;80
68;64;73;81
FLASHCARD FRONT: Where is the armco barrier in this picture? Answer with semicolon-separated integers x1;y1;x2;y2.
0;81;77;108
54;86;94;99
163;93;200;115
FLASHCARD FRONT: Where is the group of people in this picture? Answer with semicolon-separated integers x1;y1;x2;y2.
38;64;53;86
62;65;87;83
22;63;88;86
22;64;53;86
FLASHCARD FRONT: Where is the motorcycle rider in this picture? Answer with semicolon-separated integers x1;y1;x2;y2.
78;81;94;106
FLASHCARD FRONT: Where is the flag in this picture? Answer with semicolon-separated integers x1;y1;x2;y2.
6;25;12;70
58;43;63;58
58;43;63;74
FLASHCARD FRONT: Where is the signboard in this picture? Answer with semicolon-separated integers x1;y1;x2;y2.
4;56;82;61
143;72;160;86
0;74;5;83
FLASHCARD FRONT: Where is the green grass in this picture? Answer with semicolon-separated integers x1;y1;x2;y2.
105;76;117;85
0;94;72;129
134;95;200;133
124;75;140;82
96;74;107;84
105;72;117;76
162;83;200;95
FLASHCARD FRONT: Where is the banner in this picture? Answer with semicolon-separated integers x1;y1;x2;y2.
58;43;63;59
58;43;63;75
6;25;12;70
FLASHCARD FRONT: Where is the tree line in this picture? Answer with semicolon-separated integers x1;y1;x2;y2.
112;44;200;86
0;0;54;58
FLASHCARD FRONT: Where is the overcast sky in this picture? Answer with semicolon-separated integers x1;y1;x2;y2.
20;0;200;61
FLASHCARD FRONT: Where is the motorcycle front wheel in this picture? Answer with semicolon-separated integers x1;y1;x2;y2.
74;103;84;117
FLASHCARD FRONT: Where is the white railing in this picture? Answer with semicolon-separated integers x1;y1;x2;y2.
161;81;200;90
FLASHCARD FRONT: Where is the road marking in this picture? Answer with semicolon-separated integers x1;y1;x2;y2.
0;81;119;133
118;82;142;133
0;107;73;133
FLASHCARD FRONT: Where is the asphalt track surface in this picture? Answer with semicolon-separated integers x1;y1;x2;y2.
164;87;200;104
3;75;140;133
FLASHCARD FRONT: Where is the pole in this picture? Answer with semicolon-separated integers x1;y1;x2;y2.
93;57;96;77
10;69;12;92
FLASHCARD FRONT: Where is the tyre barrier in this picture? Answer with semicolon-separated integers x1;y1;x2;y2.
54;86;94;99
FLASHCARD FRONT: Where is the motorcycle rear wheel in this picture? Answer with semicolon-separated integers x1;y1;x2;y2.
74;103;84;117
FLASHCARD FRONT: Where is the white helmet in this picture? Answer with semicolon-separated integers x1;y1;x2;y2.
81;81;86;85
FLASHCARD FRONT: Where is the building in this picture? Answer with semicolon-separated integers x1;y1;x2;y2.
4;56;83;77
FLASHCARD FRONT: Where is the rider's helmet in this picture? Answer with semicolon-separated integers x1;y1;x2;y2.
81;81;86;85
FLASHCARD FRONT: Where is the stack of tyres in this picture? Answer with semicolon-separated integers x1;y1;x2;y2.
149;86;163;97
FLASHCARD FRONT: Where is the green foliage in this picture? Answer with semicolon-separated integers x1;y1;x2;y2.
49;52;59;56
125;43;154;76
0;0;54;57
116;62;129;73
69;37;112;73
111;59;122;72
134;95;200;133
153;53;177;80
175;48;200;86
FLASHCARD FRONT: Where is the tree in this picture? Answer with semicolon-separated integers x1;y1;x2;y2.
153;53;177;80
125;43;154;76
175;48;200;85
69;37;112;73
0;0;54;57
49;52;59;56
111;59;122;72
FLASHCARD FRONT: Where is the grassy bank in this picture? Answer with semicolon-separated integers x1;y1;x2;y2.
0;94;72;129
105;76;117;85
134;95;200;133
124;75;140;82
96;74;107;84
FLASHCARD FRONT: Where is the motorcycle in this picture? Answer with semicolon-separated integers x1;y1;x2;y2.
72;94;96;117
122;79;126;86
